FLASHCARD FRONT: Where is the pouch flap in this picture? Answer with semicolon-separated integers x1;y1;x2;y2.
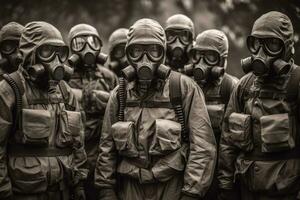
228;112;251;142
22;109;51;139
261;113;289;144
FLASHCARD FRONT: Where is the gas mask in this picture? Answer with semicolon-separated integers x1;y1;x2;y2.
185;49;224;84
241;36;290;76
166;29;192;69
68;35;107;71
0;40;22;73
109;43;128;76
126;44;166;92
28;44;73;88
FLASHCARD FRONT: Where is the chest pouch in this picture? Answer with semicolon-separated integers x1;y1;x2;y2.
21;109;51;146
228;112;253;152
260;113;295;153
56;110;81;148
149;119;182;156
207;104;225;130
111;121;138;157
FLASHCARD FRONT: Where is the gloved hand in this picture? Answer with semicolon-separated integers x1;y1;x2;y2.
98;188;118;200
218;189;240;200
179;193;199;200
73;184;86;200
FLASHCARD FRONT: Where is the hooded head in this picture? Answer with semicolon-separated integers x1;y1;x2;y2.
108;28;129;76
20;21;71;89
242;11;294;76
124;18;168;93
0;22;24;73
186;29;228;84
165;14;194;70
68;24;106;71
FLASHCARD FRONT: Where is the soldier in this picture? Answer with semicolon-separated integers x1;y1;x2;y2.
0;21;87;200
165;14;194;73
67;24;118;200
107;28;129;77
95;18;216;200
218;11;300;200
0;22;24;80
185;29;239;200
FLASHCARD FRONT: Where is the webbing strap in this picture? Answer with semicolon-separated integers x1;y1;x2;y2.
243;147;300;161
8;145;73;157
126;100;173;108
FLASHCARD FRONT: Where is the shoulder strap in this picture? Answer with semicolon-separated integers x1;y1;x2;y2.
220;74;235;104
59;81;75;111
169;72;188;142
2;72;24;134
287;65;300;102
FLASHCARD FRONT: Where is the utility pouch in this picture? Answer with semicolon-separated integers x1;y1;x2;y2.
111;121;138;157
207;104;225;130
56;110;81;148
21;109;51;146
149;119;182;156
261;113;295;152
228;112;253;152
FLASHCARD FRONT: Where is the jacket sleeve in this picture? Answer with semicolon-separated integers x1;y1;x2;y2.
94;86;119;189
0;80;14;198
65;82;88;185
180;75;217;197
218;80;243;190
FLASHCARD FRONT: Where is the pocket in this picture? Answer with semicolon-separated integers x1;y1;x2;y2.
260;113;295;153
111;121;138;157
149;119;182;156
207;104;225;130
152;144;188;182
228;112;253;152
21;109;51;146
9;157;48;193
56;110;81;148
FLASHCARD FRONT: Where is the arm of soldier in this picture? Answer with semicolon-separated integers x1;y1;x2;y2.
218;83;242;191
65;82;88;185
0;81;15;198
94;87;119;192
180;76;217;198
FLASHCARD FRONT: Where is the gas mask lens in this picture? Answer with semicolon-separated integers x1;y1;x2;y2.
71;35;102;52
0;40;18;55
127;44;164;62
37;45;69;63
191;50;220;66
247;36;283;56
166;29;191;45
112;43;126;59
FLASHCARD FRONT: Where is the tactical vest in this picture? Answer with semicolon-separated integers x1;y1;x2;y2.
229;65;300;160
3;71;79;157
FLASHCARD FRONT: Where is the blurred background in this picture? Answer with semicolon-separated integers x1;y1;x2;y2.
0;0;299;78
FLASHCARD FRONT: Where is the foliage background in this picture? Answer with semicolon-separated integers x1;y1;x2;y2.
0;0;299;78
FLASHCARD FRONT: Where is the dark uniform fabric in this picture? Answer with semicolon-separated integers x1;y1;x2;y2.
0;22;87;200
95;18;216;200
218;11;300;200
67;24;118;200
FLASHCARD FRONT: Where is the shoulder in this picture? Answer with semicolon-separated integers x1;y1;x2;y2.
96;65;117;80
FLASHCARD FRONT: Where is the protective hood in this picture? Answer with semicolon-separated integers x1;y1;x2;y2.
0;22;24;42
165;14;195;38
108;28;128;54
68;23;100;44
194;29;228;57
19;21;65;66
126;18;166;49
251;11;294;59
